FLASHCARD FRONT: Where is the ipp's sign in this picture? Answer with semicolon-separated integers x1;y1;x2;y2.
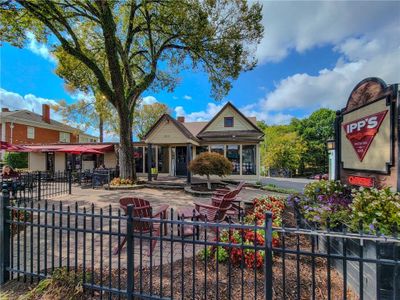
339;78;395;176
343;110;388;161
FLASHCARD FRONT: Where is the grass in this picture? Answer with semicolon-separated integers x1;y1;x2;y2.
259;183;298;194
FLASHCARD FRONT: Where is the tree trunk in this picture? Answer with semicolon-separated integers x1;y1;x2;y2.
206;175;211;190
118;111;135;180
99;116;104;143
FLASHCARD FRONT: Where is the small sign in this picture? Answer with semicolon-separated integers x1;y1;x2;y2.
343;110;388;161
348;175;375;188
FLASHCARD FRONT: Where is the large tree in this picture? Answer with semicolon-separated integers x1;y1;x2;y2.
0;0;263;179
263;125;306;176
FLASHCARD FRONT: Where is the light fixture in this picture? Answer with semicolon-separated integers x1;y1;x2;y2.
326;138;335;151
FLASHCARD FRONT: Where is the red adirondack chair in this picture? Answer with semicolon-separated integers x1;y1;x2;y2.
211;181;245;216
194;190;237;223
212;181;245;198
113;197;169;256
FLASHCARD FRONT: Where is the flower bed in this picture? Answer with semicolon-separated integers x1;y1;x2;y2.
200;195;285;269
287;180;400;234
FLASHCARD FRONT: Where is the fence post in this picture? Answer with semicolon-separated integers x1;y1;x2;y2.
264;212;273;300
0;189;11;284
126;205;134;300
68;170;72;195
37;171;41;201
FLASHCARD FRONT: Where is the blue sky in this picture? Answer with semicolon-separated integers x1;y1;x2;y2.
1;1;399;140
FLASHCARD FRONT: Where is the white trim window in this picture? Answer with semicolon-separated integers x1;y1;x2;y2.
59;132;71;143
27;126;35;139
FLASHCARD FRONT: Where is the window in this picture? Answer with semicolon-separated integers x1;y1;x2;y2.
27;127;35;139
59;132;70;143
196;146;209;156
242;145;256;175
226;145;240;174
133;147;144;173
210;144;224;156
224;117;234;127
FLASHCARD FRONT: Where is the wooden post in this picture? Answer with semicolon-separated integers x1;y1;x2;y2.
147;144;152;181
187;144;192;184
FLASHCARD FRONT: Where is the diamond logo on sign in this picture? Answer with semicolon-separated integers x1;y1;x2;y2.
343;110;388;161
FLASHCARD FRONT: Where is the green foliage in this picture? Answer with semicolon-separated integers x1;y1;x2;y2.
4;152;28;169
189;152;233;178
134;102;169;140
263;125;307;174
199;246;213;260
0;1;264;179
350;187;400;235
291;108;336;173
215;246;229;262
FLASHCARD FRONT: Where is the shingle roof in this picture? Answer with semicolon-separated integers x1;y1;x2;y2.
182;122;207;136
0;110;96;137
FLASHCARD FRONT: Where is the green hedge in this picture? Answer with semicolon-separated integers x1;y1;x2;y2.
4;152;28;169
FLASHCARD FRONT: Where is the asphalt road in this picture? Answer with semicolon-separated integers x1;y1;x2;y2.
260;177;315;192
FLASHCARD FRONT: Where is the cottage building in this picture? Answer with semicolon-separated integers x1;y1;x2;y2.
138;102;264;181
10;102;264;182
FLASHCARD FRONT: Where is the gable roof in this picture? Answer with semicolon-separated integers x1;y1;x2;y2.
142;102;264;142
0;109;97;138
143;114;199;141
197;102;264;135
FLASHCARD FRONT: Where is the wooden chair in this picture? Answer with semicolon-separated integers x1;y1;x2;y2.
113;197;169;256
194;190;236;223
211;181;245;216
212;181;245;198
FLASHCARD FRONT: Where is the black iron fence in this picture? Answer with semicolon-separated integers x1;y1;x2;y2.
1;195;399;299
1;171;71;202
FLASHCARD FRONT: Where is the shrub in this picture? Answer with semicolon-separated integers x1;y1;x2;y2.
350;187;400;235
4;152;28;169
189;152;233;189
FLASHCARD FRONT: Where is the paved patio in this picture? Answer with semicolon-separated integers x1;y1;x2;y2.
9;185;278;282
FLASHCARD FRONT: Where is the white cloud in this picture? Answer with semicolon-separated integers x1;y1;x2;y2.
141;95;158;105
26;32;56;63
183;95;192;100
256;1;400;63
174;102;226;122
0;88;60;116
247;1;400;118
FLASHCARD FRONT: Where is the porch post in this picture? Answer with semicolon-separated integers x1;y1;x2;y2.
147;143;152;181
186;143;192;184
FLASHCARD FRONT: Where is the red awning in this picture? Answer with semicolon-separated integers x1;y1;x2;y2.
0;141;27;151
2;143;115;154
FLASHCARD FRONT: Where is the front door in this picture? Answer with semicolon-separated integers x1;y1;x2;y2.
46;152;55;173
175;146;187;176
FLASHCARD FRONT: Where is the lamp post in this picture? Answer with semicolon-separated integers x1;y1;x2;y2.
326;138;336;180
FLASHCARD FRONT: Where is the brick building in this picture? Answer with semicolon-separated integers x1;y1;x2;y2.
0;104;97;159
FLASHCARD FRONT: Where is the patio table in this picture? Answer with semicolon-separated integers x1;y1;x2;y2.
177;208;200;238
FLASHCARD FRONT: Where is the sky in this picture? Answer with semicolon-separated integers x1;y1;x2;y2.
1;1;399;141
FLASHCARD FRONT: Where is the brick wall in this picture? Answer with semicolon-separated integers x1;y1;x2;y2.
3;122;78;144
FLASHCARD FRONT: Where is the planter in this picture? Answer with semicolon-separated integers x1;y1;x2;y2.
318;236;400;300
